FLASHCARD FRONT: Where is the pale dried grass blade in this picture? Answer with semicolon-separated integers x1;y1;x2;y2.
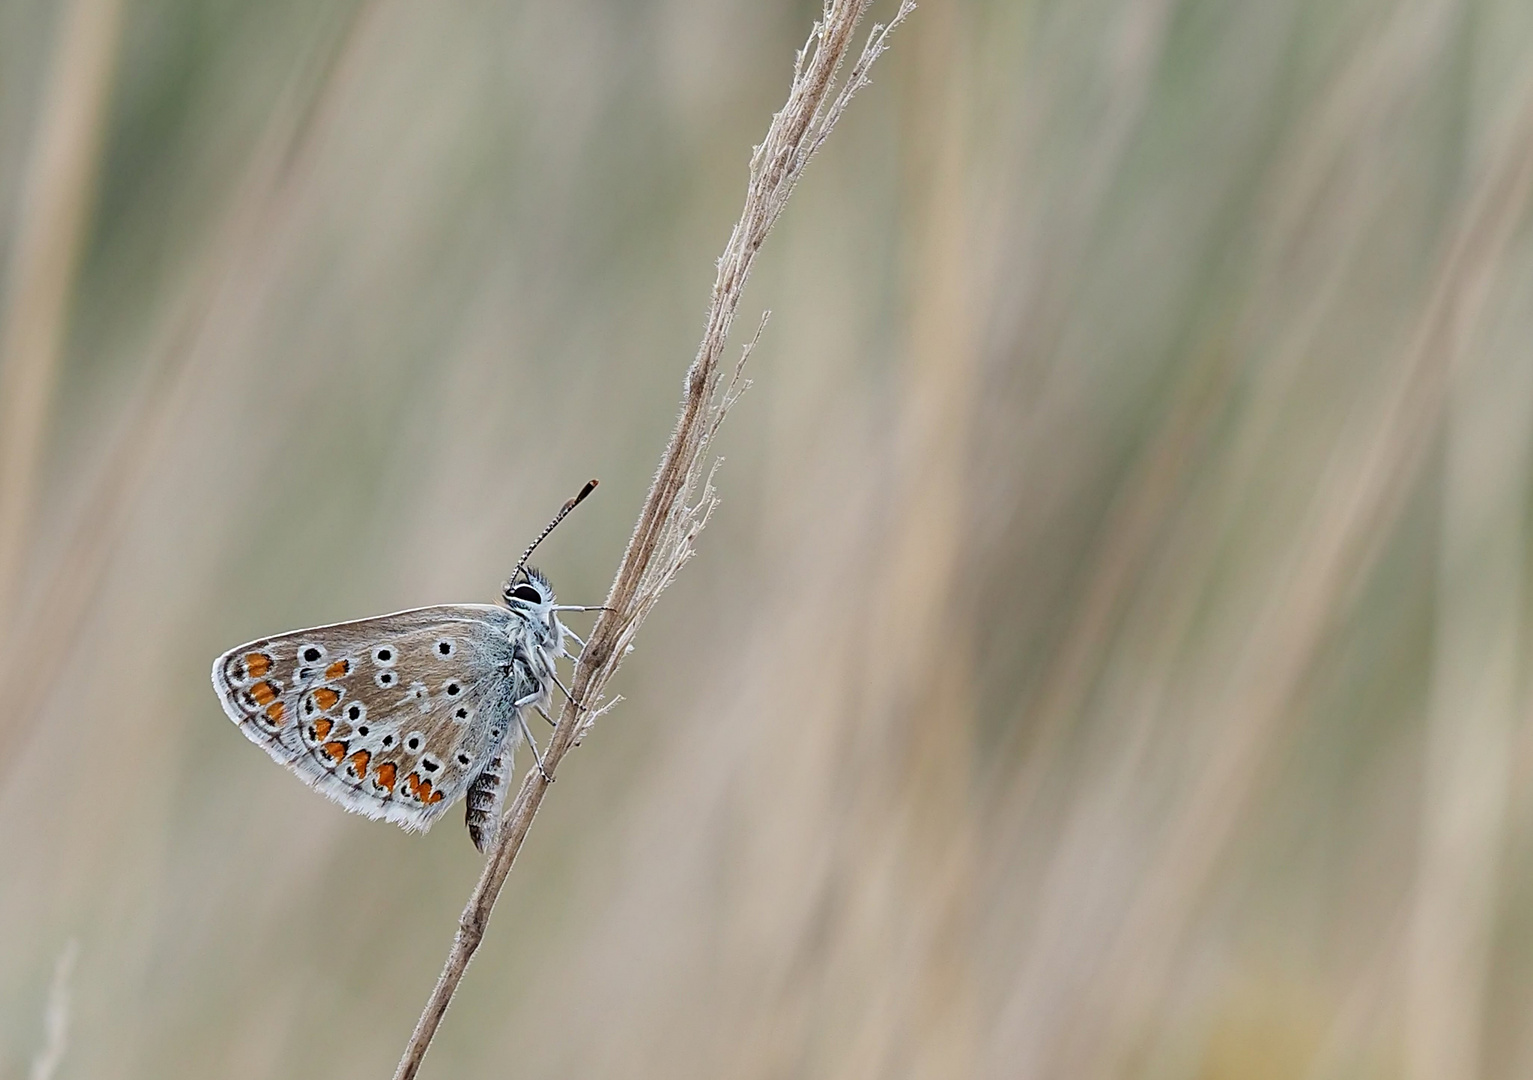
29;940;78;1080
0;0;123;631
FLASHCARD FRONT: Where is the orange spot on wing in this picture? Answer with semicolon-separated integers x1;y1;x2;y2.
325;659;350;679
347;749;370;779
244;653;272;678
311;687;340;711
374;762;397;792
249;681;277;706
263;702;285;724
310;717;333;740
404;772;423;798
321;740;347;764
422;781;443;804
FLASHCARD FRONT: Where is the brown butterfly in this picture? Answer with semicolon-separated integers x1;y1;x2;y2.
211;482;599;851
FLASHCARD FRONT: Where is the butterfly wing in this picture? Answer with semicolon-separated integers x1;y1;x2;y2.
212;605;527;834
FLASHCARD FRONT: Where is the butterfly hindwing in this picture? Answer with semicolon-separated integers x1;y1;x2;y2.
212;605;525;833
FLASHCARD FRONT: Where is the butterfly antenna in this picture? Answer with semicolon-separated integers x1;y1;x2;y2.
511;479;598;583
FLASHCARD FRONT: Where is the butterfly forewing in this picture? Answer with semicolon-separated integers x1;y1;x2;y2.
212;605;525;833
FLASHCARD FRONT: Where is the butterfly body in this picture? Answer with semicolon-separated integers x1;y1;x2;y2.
212;569;567;850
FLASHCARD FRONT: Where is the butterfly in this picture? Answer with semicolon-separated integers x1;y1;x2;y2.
211;481;599;852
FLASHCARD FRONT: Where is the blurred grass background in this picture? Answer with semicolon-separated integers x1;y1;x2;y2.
2;0;1533;1077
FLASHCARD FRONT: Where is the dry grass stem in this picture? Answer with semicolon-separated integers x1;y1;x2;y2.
391;3;913;1076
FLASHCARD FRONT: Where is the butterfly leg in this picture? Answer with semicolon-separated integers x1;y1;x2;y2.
559;627;586;664
535;703;557;728
549;669;586;710
516;708;552;782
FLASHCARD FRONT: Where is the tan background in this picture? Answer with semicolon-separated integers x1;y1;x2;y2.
3;0;1533;1077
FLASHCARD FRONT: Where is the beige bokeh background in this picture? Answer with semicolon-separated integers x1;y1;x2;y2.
4;0;1533;1077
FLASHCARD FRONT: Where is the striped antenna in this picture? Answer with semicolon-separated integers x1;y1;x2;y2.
510;479;598;583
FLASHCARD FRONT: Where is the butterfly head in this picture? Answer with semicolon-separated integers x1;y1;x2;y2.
502;567;562;648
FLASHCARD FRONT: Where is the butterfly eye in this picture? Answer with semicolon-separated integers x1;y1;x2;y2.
509;584;542;604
